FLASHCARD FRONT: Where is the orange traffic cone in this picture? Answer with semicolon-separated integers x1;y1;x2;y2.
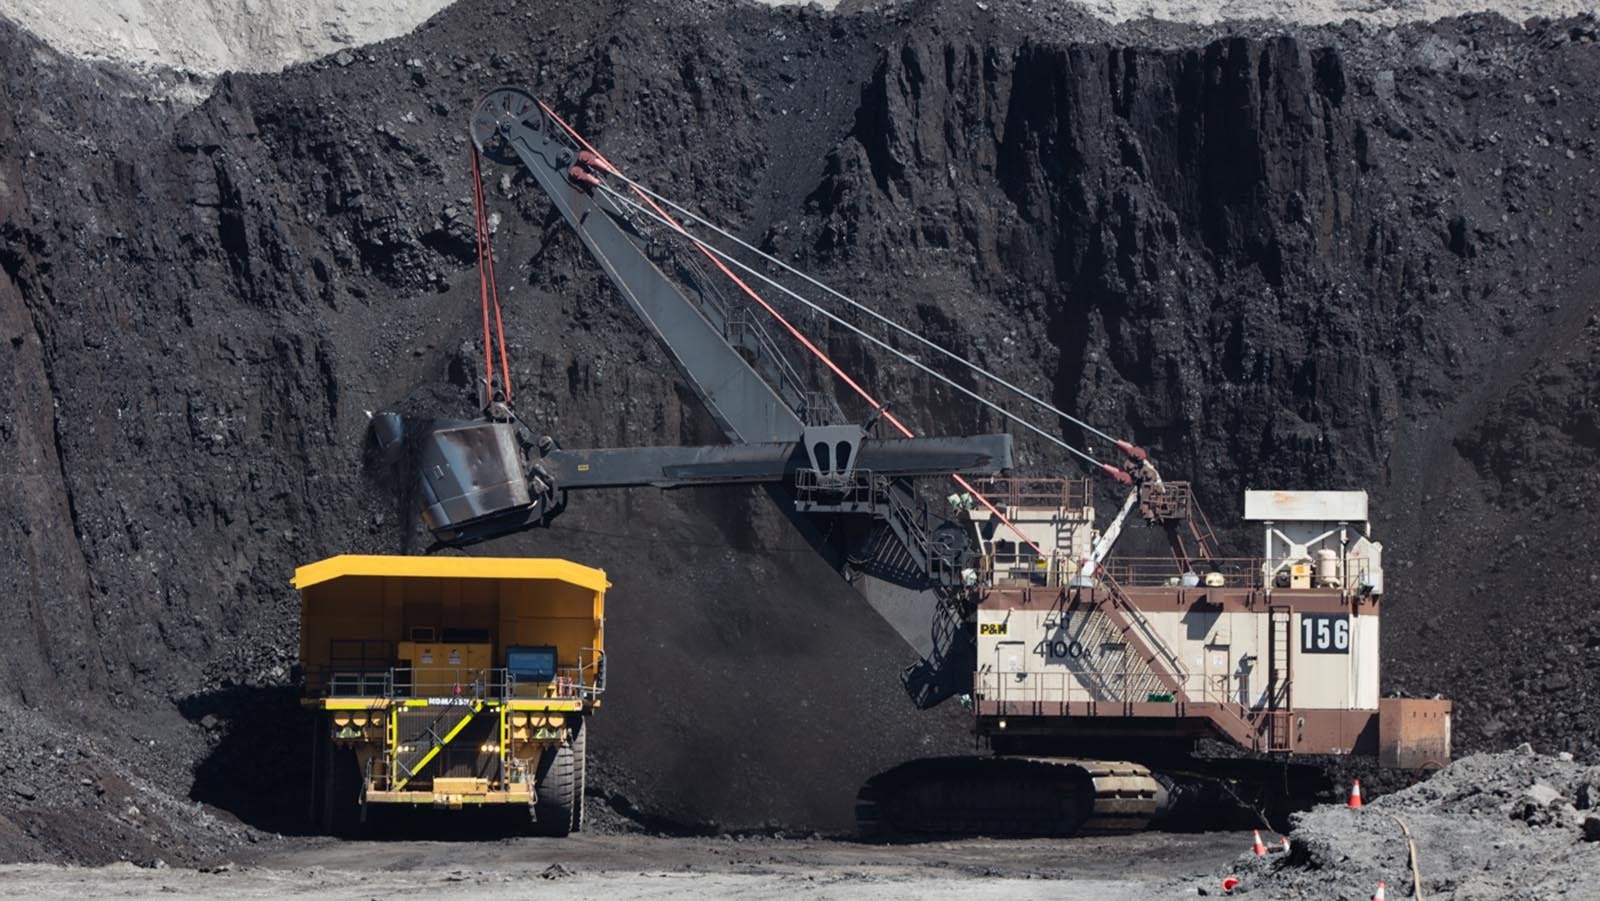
1280;835;1291;853
1372;880;1387;900
1221;875;1241;895
1348;779;1364;808
1251;829;1268;856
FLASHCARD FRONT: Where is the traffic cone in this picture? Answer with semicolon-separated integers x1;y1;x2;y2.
1221;875;1241;895
1348;779;1364;808
1280;835;1291;853
1372;880;1387;900
1251;829;1268;856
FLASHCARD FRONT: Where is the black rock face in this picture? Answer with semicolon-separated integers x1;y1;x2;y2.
0;0;1597;861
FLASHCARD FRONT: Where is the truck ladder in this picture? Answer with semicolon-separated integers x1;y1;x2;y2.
391;701;481;791
1266;605;1293;752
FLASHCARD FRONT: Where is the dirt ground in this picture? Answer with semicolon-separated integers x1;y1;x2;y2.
0;832;1241;899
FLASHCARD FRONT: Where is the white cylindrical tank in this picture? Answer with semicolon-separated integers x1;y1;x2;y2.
1315;548;1341;588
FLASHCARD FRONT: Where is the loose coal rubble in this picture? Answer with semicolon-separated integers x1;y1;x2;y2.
1212;748;1600;898
1;0;1598;863
0;704;253;865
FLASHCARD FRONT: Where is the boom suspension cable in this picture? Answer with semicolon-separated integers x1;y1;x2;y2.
582;153;1145;463
470;149;513;404
596;181;1129;483
536;101;1053;556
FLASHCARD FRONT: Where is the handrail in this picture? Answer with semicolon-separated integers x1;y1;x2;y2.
1100;556;1268;589
725;309;811;415
1139;479;1195;519
669;247;813;422
392;667;507;701
802;391;844;427
982;668;1273;749
984;668;1207;706
963;476;1093;512
311;663;607;702
794;468;886;511
575;647;607;695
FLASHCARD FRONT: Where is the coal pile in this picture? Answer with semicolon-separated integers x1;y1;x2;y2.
1212;747;1600;898
1;0;1598;863
0;704;252;865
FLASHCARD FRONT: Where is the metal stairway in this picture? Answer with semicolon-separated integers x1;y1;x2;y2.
880;480;939;581
1067;608;1174;703
390;701;482;791
1076;579;1191;703
852;521;929;586
661;247;826;424
799;470;968;590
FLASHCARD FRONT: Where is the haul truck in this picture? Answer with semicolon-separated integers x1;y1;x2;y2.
295;555;607;835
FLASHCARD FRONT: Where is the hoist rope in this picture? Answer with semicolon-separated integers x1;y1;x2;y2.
470;149;513;403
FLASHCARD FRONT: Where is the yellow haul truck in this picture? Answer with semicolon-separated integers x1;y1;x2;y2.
294;555;607;835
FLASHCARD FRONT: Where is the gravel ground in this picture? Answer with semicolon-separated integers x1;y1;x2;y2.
0;832;1242;900
1220;748;1600;898
9;751;1597;899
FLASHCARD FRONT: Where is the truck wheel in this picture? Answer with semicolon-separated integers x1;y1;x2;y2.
570;720;587;833
532;736;575;837
320;742;364;837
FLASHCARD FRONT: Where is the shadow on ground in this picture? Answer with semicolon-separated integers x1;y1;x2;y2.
177;684;607;840
179;684;322;835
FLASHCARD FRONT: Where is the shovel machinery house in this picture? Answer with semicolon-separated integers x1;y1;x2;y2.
296;555;606;835
854;484;1454;835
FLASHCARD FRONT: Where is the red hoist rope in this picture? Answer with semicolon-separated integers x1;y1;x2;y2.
470;150;513;404
537;102;1047;558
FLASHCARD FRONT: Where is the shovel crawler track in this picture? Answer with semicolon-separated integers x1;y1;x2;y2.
856;757;1163;839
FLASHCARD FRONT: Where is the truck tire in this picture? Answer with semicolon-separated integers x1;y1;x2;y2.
308;726;327;827
320;741;364;837
532;734;575;837
570;719;587;833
